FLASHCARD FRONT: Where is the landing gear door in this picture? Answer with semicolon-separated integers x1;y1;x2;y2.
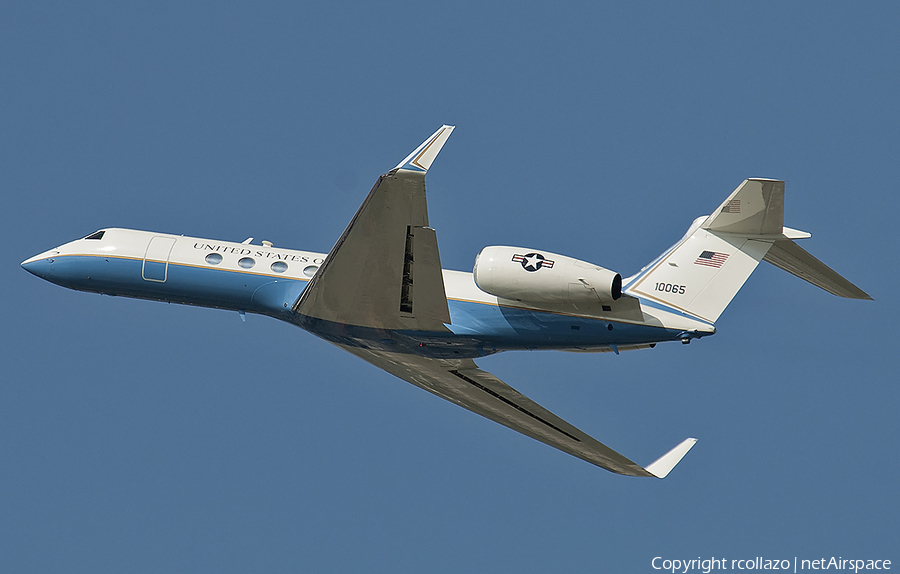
143;236;176;282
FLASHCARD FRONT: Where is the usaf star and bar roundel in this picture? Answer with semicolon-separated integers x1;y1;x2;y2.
512;252;555;272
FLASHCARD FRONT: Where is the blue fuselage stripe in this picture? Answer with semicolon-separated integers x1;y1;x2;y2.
29;254;686;356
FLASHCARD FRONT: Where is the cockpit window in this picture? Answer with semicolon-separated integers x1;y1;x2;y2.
84;230;105;240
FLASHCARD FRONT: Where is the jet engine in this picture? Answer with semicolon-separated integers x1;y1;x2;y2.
473;246;622;304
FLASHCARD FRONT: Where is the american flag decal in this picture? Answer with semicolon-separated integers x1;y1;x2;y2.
722;199;741;214
694;250;729;268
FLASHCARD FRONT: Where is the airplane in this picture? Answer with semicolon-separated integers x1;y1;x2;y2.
21;125;871;478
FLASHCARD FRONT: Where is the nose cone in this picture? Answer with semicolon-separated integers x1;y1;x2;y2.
21;250;59;280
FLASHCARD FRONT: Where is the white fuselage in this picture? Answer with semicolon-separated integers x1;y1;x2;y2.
22;228;714;359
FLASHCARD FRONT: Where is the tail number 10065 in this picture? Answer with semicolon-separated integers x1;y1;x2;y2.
654;282;686;295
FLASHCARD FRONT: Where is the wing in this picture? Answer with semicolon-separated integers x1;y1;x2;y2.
295;126;695;476
338;344;696;477
294;125;455;331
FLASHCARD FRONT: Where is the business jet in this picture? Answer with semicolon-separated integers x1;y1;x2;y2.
21;126;871;478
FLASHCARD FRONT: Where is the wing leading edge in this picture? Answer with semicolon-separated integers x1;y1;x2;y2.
294;126;696;477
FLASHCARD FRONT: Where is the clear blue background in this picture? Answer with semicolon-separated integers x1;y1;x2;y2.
2;2;896;572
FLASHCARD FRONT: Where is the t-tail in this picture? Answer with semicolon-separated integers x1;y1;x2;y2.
624;178;871;324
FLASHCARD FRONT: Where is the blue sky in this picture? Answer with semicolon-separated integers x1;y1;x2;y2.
2;2;897;572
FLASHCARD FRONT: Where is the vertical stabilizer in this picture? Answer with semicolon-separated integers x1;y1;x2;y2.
625;179;783;323
702;178;784;235
625;223;773;324
625;178;870;324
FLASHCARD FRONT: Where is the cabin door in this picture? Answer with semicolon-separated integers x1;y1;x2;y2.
142;236;176;282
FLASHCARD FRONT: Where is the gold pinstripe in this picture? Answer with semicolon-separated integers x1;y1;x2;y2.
625;233;709;321
410;127;448;170
33;253;312;282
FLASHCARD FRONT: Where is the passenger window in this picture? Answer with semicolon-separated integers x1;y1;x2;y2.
271;261;288;273
205;253;223;265
238;257;255;269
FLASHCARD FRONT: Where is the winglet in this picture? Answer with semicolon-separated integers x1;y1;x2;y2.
394;125;455;172
644;437;698;478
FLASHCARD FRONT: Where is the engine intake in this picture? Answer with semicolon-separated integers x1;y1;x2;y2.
473;246;622;304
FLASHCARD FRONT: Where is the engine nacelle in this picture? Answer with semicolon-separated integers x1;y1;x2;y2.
473;246;622;304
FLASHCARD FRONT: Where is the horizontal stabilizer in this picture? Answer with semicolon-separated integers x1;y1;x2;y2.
645;437;698;478
763;240;872;300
